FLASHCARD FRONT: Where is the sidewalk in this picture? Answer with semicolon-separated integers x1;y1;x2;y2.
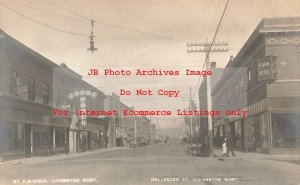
213;149;300;161
0;147;129;165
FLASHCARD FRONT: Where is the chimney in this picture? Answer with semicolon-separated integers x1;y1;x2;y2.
230;55;234;61
211;62;216;68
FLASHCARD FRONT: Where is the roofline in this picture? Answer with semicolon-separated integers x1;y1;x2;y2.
228;17;300;68
0;29;58;67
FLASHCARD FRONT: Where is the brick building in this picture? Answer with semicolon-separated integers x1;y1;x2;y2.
210;17;300;153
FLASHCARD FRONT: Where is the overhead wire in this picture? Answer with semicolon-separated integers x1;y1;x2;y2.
207;0;230;55
1;0;186;42
41;0;91;21
40;0;186;43
0;1;89;36
217;0;234;39
191;0;231;100
190;0;224;100
9;0;87;22
206;0;222;39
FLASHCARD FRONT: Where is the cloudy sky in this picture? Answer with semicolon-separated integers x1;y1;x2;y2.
1;0;299;127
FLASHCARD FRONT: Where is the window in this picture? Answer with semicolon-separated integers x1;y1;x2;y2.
43;83;49;105
247;68;251;89
27;77;35;101
10;70;19;96
272;113;300;148
54;88;61;107
13;123;24;153
241;77;244;87
55;127;65;147
0;122;24;154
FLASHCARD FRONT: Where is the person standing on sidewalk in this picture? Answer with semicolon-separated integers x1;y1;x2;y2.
226;133;236;157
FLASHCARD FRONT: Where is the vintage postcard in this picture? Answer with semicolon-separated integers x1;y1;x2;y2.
0;0;300;185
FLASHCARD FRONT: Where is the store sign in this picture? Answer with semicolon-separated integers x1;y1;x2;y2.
258;58;271;81
257;56;277;81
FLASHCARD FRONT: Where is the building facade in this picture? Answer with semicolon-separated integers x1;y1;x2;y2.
211;17;300;153
0;30;108;161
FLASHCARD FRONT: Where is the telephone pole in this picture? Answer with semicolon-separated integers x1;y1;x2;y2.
187;42;227;156
187;0;230;157
181;88;198;144
156;118;159;140
149;116;152;144
134;116;137;145
189;87;193;144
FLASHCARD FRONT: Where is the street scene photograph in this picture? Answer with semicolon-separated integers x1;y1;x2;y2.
0;0;300;185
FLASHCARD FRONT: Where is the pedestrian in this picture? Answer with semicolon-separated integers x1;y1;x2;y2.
64;139;69;154
226;133;236;157
222;137;227;157
251;134;256;152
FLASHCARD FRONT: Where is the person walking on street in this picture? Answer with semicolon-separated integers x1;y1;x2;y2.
226;133;235;157
222;137;227;157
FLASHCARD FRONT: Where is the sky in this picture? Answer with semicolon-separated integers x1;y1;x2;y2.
1;0;300;128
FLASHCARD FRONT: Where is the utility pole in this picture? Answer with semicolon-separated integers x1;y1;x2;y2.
181;90;198;145
134;116;137;146
156;118;159;140
187;42;228;156
187;0;230;158
149;116;152;145
118;97;124;146
182;87;197;144
189;87;193;144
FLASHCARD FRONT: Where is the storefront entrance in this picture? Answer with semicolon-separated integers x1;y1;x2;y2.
25;124;32;157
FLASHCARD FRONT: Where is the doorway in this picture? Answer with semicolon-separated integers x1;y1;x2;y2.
24;124;32;157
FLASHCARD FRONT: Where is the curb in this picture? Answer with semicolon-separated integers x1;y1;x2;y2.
0;147;129;165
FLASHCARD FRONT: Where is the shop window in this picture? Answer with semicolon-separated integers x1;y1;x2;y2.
32;125;50;154
0;122;13;154
27;77;35;101
10;70;19;96
13;123;24;153
55;129;62;147
90;131;99;149
271;113;300;148
54;128;66;147
0;122;24;154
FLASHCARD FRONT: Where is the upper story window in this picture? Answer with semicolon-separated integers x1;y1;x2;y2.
43;83;49;105
27;77;35;101
247;68;251;89
54;88;61;107
10;70;19;96
241;77;244;87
